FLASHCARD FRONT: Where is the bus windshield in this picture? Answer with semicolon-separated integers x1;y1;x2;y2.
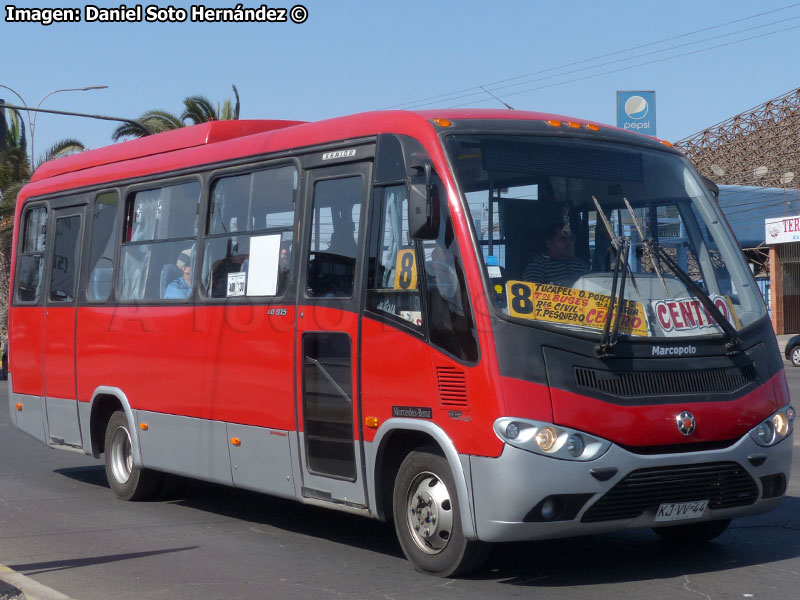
446;134;766;340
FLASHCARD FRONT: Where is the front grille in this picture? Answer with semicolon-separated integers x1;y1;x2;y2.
581;462;758;523
575;364;757;398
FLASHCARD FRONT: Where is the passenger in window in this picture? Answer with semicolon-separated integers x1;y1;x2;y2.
164;252;193;299
523;221;589;285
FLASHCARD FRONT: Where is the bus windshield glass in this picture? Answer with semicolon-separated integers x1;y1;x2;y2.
446;134;766;340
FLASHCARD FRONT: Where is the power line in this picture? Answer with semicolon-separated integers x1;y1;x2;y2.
447;22;800;109
384;2;800;110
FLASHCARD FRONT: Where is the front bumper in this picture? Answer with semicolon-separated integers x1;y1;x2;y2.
469;431;793;543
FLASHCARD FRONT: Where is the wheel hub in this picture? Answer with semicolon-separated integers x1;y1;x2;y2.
110;426;133;485
406;473;454;554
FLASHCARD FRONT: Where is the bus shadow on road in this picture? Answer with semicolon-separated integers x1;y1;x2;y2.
53;469;404;559
472;495;800;585
162;476;403;558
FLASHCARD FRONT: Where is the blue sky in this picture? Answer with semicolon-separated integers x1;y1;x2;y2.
3;0;800;162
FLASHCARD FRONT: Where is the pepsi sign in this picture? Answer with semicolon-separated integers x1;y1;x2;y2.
617;91;656;135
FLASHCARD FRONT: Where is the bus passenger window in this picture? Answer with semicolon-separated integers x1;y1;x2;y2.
15;207;48;303
87;192;118;302
306;177;363;298
366;185;423;329
203;165;297;298
119;181;200;301
49;215;82;303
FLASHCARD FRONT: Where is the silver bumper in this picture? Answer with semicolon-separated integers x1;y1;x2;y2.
469;432;793;543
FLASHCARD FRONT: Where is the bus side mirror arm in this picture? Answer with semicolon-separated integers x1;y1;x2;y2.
407;155;440;240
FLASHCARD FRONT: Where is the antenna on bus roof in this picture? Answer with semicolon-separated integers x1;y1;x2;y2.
479;86;515;110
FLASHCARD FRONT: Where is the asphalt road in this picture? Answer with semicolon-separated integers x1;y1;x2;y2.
1;370;800;600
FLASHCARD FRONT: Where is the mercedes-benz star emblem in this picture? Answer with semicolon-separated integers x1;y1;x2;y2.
676;411;696;436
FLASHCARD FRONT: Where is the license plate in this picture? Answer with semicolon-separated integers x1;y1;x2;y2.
654;499;709;522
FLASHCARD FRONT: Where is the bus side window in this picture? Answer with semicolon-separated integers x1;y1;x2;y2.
86;192;119;302
119;181;200;301
15;206;48;303
203;165;297;298
366;185;423;329
423;200;479;363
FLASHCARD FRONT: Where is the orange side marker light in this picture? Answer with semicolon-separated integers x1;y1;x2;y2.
139;423;149;431
230;438;242;447
15;403;22;411
365;417;380;429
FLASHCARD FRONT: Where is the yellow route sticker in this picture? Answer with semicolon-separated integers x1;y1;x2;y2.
393;248;418;291
505;280;649;337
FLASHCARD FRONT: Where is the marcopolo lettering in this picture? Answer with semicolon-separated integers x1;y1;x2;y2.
392;406;433;419
651;345;698;356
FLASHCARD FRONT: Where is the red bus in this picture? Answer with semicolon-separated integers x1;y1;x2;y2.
7;110;794;576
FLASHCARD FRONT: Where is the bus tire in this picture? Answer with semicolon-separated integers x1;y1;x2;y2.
653;518;731;543
104;411;160;501
392;447;490;576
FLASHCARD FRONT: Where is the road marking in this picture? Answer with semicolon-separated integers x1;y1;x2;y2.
0;563;76;600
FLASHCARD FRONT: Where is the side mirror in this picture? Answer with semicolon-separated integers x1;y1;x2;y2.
408;155;440;240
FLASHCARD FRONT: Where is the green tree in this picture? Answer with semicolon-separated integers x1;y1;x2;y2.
111;85;240;141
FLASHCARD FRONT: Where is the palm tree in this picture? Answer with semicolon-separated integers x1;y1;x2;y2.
112;85;240;141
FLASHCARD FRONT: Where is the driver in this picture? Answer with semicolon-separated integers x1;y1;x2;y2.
523;221;589;285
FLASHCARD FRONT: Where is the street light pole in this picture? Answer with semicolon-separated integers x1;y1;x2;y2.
29;85;108;167
0;84;108;166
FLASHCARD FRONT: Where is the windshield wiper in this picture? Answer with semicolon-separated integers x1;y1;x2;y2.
623;200;742;355
592;197;639;357
596;235;631;357
592;196;639;296
624;198;668;294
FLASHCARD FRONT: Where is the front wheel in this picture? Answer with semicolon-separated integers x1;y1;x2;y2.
653;518;731;543
104;411;161;501
392;448;490;576
791;346;800;367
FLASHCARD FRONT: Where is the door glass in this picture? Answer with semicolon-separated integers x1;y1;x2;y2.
16;207;48;303
306;176;363;298
49;215;82;303
302;333;355;479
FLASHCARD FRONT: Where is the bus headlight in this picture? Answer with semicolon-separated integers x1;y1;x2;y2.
535;427;558;452
750;406;794;447
494;418;611;461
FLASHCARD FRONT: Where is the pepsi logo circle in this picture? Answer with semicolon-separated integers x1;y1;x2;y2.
624;96;649;120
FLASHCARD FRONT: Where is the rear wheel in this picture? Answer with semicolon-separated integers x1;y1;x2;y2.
104;411;160;501
653;518;731;543
392;448;490;576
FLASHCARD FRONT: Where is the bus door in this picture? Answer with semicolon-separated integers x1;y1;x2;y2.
43;205;85;448
296;160;372;507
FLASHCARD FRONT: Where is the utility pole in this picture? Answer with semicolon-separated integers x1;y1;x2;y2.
0;99;6;150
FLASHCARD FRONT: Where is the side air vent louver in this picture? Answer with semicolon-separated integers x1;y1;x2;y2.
575;363;757;398
582;462;758;523
437;366;468;407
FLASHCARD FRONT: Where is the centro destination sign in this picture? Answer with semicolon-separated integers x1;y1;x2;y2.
617;91;656;135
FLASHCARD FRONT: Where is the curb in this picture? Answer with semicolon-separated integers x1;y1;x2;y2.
0;565;75;600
